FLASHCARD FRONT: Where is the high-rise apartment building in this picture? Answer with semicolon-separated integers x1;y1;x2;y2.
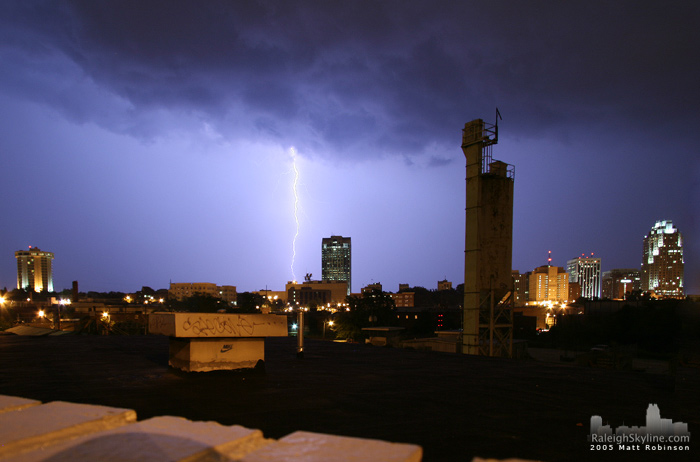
567;255;601;299
641;220;684;299
528;265;569;303
321;236;351;295
16;247;54;292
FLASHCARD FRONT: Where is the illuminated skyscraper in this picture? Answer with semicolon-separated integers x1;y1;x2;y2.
567;255;601;299
641;220;684;298
15;246;54;292
321;236;351;295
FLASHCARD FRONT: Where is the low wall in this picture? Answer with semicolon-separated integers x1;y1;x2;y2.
0;395;422;461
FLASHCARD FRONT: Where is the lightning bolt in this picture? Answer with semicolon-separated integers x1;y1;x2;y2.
290;147;300;282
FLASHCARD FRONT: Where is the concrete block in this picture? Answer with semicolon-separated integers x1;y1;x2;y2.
169;337;265;372
0;401;136;458
0;395;41;414
9;416;271;462
242;431;422;462
149;313;287;338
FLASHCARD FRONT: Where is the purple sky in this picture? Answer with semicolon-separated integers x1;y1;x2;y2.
1;1;698;295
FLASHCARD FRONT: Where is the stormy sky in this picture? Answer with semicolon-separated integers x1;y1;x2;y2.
1;1;698;294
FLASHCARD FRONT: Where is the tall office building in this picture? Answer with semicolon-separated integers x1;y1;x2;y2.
641;220;684;299
16;247;54;292
567;255;601;299
321;236;351;295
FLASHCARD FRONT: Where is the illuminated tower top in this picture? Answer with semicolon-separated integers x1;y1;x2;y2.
641;220;684;298
15;246;54;292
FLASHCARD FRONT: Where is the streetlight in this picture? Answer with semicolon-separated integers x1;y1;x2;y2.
323;319;334;339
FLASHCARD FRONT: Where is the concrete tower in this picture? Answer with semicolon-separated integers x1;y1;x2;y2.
461;118;514;357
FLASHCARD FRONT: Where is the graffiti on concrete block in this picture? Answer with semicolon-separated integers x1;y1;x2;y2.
182;315;257;337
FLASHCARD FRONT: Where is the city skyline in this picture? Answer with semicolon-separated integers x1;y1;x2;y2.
590;403;690;438
1;2;698;294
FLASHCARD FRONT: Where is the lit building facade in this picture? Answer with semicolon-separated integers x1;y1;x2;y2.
602;269;641;300
641;220;684;298
437;280;453;291
321;236;351;295
361;282;383;294
528;265;569;303
169;283;237;303
16;247;54;292
391;292;415;308
286;280;348;306
567;255;601;299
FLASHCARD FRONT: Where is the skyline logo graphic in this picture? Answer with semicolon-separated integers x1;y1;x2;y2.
589;404;691;452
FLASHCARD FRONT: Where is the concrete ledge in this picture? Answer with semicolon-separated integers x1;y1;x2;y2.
0;400;136;458
0;395;424;461
0;395;41;414
242;431;422;462
11;416;271;462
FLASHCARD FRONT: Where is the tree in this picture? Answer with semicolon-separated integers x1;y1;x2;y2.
168;293;225;313
334;290;396;341
235;292;264;313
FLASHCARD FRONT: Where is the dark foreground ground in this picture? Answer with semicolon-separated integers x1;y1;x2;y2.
0;334;697;462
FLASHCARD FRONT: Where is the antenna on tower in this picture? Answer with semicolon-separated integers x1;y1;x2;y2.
547;250;552;266
495;107;502;142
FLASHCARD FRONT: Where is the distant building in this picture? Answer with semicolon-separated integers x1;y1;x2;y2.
169;283;237;303
254;289;287;304
642;220;684;298
391;292;415;308
512;270;529;307
568;282;581;301
286;280;348;306
437;280;452;291
528;265;569;303
16;247;54;292
602;269;641;300
362;282;383;294
567;255;601;299
321;236;351;295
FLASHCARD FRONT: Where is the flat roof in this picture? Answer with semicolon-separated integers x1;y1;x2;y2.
0;335;697;461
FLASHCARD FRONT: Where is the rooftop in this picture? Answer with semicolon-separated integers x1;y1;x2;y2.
0;334;697;461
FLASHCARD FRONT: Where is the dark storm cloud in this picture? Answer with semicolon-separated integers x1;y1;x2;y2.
1;1;699;159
